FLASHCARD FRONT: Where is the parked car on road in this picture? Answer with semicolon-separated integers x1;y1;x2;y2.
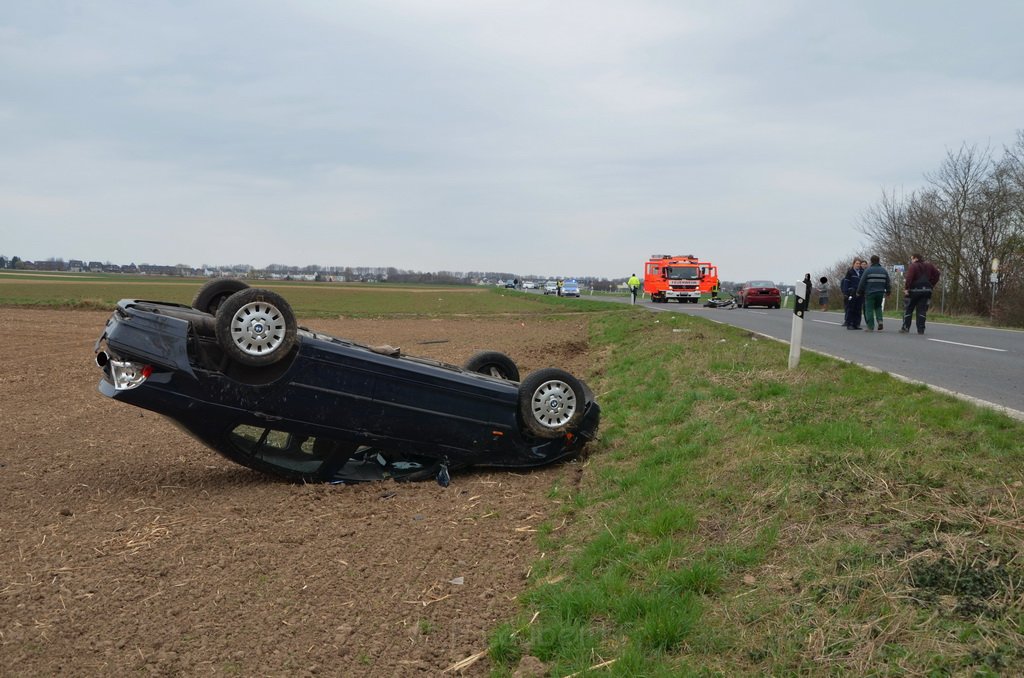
737;280;782;309
522;281;536;289
543;281;559;295
94;280;600;485
562;280;581;297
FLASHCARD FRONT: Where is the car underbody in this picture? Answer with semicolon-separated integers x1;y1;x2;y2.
95;283;600;485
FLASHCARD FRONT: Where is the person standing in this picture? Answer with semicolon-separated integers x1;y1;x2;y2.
816;276;830;311
841;258;864;329
857;255;891;331
627;273;641;304
900;253;941;334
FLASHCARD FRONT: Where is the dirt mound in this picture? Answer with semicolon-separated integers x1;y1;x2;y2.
0;308;594;676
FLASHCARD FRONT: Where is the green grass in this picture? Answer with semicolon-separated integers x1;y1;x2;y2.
0;272;612;317
490;310;1024;676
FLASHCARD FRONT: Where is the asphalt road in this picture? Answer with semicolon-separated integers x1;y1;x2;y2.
570;291;1024;420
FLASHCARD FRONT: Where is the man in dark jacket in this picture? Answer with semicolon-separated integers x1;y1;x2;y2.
900;253;941;334
840;258;864;329
856;255;891;331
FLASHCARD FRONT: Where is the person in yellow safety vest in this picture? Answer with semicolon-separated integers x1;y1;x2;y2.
627;273;641;304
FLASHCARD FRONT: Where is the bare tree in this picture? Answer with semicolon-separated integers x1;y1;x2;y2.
991;132;1024;323
928;145;994;310
859;188;907;258
860;139;1024;321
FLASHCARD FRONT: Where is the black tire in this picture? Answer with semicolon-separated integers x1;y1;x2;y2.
518;368;586;439
215;288;297;367
192;279;250;315
463;351;520;381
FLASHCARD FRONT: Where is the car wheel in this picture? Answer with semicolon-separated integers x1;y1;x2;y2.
518;368;585;439
463;351;520;381
215;288;297;367
192;279;250;315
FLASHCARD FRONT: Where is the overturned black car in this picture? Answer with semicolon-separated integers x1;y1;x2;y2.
94;280;600;485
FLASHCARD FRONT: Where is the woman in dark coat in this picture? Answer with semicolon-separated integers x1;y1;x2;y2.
840;257;864;329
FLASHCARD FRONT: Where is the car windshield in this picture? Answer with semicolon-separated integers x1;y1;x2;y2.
664;266;700;280
230;425;332;474
228;425;429;481
747;281;776;288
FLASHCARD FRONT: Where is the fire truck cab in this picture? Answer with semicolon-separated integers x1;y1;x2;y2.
643;254;719;304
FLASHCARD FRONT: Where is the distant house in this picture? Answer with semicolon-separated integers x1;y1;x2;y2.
69;260;84;272
137;264;180;276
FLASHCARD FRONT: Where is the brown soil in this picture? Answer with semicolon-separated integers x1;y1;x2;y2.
0;308;595;676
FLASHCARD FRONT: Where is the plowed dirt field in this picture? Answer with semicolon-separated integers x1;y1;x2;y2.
0;308;597;676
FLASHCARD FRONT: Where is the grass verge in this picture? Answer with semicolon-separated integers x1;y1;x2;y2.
490;310;1024;676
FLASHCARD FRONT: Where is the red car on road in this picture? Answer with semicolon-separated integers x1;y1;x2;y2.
737;280;782;309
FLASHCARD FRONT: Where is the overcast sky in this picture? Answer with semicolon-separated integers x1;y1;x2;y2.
2;1;1022;282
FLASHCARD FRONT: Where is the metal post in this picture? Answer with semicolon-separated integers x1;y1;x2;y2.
891;267;904;326
991;258;1000;321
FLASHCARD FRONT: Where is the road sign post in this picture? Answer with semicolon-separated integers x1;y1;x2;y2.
789;274;812;369
991;258;1000;320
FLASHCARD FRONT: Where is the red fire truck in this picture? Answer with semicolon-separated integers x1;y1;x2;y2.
643;254;719;303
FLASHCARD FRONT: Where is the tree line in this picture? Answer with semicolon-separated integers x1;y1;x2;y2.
821;131;1024;326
